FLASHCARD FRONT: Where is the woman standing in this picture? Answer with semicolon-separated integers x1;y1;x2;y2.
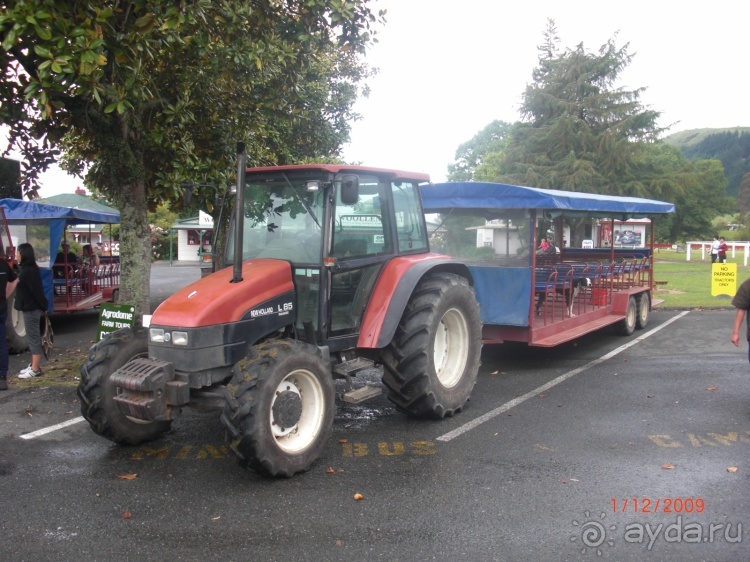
15;243;48;379
718;237;729;263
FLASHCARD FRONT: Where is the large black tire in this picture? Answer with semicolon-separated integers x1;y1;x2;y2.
6;289;28;354
635;292;650;330
616;295;637;336
221;340;335;478
77;327;172;445
382;272;482;419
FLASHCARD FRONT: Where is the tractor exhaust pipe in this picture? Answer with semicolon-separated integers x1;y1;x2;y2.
232;142;246;284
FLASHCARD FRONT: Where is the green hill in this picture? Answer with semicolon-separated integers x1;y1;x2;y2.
662;127;750;198
663;127;750;149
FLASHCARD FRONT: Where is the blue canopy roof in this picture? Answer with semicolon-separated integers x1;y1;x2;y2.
0;198;120;225
0;199;120;272
420;182;675;219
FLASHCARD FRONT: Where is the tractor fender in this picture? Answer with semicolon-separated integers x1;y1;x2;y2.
357;254;474;349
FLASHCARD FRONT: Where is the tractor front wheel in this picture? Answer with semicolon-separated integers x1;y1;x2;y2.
221;340;335;478
77;328;172;444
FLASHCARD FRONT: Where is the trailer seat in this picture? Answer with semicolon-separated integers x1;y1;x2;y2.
534;267;558;324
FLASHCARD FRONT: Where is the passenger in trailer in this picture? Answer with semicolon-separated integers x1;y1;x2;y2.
53;242;77;279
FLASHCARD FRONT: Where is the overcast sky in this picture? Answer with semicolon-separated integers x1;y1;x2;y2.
343;0;749;181
20;0;750;196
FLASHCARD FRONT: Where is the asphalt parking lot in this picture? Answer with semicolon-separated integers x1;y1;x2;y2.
0;268;747;561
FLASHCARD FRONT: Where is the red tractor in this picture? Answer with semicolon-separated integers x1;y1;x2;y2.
78;151;482;477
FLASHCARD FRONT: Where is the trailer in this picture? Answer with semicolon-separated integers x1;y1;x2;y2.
419;182;675;346
0;198;120;352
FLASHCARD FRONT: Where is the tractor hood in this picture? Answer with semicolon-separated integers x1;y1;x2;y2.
151;259;295;328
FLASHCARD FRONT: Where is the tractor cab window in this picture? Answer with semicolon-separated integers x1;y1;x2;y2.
226;176;325;265
332;175;391;259
391;181;428;253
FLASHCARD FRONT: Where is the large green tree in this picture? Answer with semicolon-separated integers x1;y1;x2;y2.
488;20;666;197
447;20;732;243
656;151;737;243
0;0;381;321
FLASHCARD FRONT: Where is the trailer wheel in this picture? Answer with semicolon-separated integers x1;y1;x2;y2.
635;292;650;330
5;289;28;354
77;327;172;444
616;296;637;336
382;272;482;419
221;340;334;478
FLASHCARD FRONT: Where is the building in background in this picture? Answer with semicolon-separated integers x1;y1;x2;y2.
169;210;214;263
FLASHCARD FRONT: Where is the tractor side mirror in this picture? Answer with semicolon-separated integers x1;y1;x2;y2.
340;175;359;205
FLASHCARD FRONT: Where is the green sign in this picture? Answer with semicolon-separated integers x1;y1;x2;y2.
98;303;136;341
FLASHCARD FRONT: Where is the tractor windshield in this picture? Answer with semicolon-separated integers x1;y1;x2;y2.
226;175;325;264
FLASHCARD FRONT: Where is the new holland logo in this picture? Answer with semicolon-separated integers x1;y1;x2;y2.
250;307;274;318
250;302;293;318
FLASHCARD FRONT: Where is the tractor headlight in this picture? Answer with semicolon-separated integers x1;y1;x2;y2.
172;331;188;346
150;328;165;343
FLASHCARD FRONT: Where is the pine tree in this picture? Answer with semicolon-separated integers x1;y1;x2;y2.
498;21;664;196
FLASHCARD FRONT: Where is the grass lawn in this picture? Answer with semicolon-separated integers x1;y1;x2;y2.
652;250;745;308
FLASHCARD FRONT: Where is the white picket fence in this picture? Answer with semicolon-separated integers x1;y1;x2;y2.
686;241;750;265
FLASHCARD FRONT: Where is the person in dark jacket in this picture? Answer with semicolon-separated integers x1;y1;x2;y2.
15;243;48;379
0;240;18;390
53;241;77;279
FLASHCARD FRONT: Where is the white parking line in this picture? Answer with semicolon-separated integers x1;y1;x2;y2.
20;416;86;440
437;311;691;443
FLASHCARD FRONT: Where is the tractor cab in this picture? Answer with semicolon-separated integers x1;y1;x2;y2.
225;165;431;351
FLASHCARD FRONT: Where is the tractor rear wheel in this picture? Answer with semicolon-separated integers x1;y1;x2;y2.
382;272;482;419
78;327;172;444
221;340;334;478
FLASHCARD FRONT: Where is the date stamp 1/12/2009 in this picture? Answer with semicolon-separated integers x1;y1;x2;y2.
611;497;705;514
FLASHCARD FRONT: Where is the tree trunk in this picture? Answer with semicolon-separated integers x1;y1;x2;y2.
117;178;152;326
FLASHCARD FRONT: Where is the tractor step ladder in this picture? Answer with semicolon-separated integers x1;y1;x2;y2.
333;357;382;404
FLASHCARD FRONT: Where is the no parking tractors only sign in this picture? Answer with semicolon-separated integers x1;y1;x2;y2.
711;263;736;297
97;303;136;341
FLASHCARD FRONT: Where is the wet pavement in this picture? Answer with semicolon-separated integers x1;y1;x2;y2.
0;277;748;560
